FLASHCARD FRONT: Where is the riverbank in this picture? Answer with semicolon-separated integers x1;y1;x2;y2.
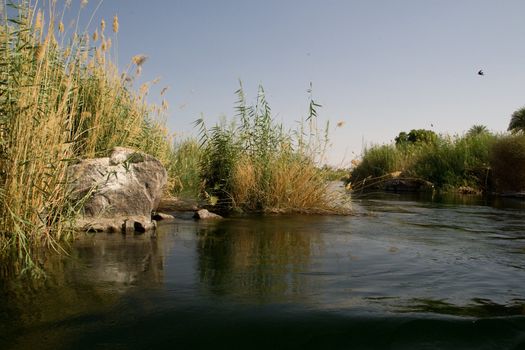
349;131;525;195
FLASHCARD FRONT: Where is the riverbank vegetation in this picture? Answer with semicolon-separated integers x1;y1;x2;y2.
0;1;173;270
349;124;525;194
196;85;337;214
0;1;340;272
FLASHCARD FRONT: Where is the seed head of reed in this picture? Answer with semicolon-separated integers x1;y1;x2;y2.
35;10;43;30
35;43;46;61
112;15;119;33
132;54;148;67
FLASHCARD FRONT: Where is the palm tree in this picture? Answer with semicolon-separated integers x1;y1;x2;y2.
508;107;525;134
467;125;489;136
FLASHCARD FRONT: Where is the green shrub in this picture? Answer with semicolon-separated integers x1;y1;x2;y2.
395;129;438;146
409;134;493;189
168;139;202;197
350;145;404;181
352;131;494;192
490;135;525;192
198;120;241;207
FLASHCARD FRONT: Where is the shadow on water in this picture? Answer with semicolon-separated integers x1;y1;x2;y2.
2;196;525;349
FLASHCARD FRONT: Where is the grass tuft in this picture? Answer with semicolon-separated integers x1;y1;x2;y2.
197;84;337;214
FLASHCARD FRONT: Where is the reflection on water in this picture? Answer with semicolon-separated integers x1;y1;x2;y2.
0;232;168;350
196;218;321;302
2;195;525;349
72;232;166;289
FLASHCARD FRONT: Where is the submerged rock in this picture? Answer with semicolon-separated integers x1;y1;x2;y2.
152;212;175;221
457;186;481;195
351;172;434;193
69;147;167;233
193;209;223;220
382;177;434;192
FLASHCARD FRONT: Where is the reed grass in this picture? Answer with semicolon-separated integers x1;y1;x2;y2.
197;84;336;213
350;131;496;192
168;138;202;197
0;0;173;272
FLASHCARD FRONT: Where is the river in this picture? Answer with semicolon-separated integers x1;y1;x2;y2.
1;193;525;349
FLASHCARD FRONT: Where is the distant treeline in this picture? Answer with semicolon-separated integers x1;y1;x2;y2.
349;122;525;194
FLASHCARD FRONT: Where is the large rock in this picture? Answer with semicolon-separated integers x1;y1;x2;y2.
69;147;167;232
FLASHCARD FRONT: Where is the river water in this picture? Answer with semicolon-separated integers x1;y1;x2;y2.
1;194;525;349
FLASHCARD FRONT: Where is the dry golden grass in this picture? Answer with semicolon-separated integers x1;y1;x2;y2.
231;155;258;207
0;1;174;270
228;152;336;214
266;155;327;210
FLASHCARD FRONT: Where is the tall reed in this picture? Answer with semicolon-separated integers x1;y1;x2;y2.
0;1;172;271
168;138;202;197
197;84;334;213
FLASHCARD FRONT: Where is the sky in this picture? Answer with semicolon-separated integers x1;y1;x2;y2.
72;0;525;165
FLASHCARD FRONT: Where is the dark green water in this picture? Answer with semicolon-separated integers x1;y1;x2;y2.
2;194;525;349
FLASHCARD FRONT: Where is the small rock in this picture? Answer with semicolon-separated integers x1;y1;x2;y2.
457;186;480;195
193;209;223;220
152;212;175;221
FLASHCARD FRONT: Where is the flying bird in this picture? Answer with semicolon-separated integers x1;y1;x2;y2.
478;69;484;76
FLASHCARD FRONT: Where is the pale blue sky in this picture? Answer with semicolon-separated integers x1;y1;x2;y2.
78;0;525;165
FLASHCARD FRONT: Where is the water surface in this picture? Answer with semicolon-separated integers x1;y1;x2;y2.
2;194;525;349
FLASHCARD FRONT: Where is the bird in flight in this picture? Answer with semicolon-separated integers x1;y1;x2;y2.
478;69;484;76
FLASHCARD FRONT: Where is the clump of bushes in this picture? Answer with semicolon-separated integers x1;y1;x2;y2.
408;133;495;190
350;128;498;192
197;85;332;213
350;145;405;181
490;135;525;192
